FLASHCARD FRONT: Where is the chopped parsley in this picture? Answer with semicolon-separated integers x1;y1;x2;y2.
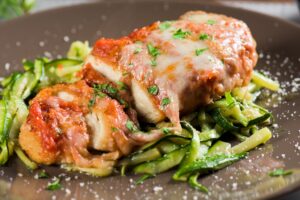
46;179;61;191
118;98;129;108
159;21;171;31
195;48;208;56
162;127;170;134
111;127;118;132
147;43;160;67
88;97;96;108
94;83;118;95
97;92;107;98
134;47;142;54
38;170;49;179
150;59;157;67
106;84;118;94
173;29;191;39
269;169;293;177
147;85;159;95
116;81;128;91
199;33;210;40
88;85;107;108
91;83;128;108
207;19;216;25
161;97;171;107
126;120;138;132
147;44;160;58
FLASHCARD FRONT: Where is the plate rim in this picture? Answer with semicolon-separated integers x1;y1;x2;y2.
0;0;300;199
0;0;299;30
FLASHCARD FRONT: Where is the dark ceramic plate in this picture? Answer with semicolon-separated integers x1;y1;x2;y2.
0;1;300;199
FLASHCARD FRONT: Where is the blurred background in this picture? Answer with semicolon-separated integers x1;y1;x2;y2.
0;0;299;24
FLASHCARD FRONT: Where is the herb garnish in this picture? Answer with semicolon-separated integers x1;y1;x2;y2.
118;98;129;108
162;127;170;134
111;127;118;132
38;170;49;179
150;59;157;67
94;83;117;95
173;29;191;39
195;48;208;56
46;178;61;191
147;44;160;58
161;97;171;107
88;85;107;108
134;47;142;54
147;44;160;67
88;97;96;108
126;120;138;132
107;84;118;94
147;85;159;95
199;33;210;40
90;83;128;108
269;169;293;177
207;19;216;25
116;81;128;91
159;21;171;31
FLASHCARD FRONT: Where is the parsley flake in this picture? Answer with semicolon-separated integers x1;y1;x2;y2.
88;96;96;108
94;83;118;94
199;33;210;40
195;48;208;56
106;84;118;94
116;81;128;91
162;127;170;134
89;85;108;108
147;85;159;95
269;169;293;177
92;83;128;108
46;179;61;191
173;29;191;39
119;98;129;108
111;127;118;132
159;21;171;31
150;59;157;67
147;44;160;58
161;97;171;107
134;47;142;54
126;120;138;132
147;44;160;67
207;19;216;25
38;170;49;179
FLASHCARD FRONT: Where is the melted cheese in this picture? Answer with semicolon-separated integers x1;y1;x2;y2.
146;24;224;96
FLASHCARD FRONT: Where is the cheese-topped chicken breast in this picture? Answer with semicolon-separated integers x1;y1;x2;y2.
84;11;257;128
19;81;134;176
